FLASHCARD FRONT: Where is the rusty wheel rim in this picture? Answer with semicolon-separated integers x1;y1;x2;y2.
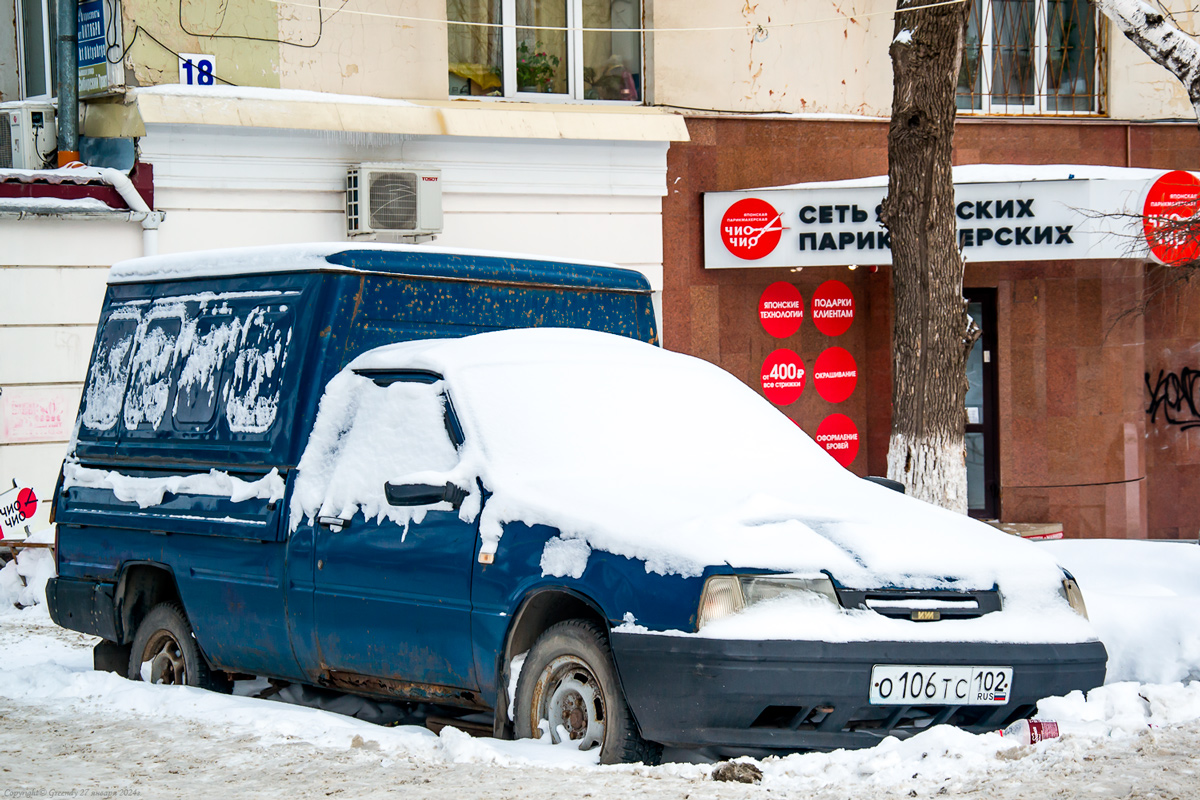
139;629;187;685
532;655;605;751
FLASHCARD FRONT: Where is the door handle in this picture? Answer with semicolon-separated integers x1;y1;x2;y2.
317;516;350;532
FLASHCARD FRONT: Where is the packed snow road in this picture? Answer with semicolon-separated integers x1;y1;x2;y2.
2;606;1200;800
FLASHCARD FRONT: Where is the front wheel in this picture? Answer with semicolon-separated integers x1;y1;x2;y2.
127;603;231;692
513;619;661;765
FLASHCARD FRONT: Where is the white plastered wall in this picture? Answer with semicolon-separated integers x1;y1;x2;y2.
0;123;670;527
0;224;141;532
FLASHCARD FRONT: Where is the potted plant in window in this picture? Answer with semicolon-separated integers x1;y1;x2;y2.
517;41;560;92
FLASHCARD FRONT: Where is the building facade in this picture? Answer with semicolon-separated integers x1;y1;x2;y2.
1;0;1198;538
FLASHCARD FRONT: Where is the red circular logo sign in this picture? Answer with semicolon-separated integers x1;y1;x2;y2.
1143;171;1200;265
813;347;858;403
758;282;804;338
811;280;855;337
815;414;859;467
721;198;785;261
16;487;37;520
760;349;806;405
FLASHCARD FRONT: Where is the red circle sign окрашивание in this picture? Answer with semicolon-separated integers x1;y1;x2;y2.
760;349;806;405
816;414;859;467
758;282;804;338
811;280;855;337
1143;170;1200;265
722;198;786;261
813;347;858;403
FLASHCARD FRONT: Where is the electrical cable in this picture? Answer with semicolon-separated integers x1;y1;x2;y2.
271;0;967;33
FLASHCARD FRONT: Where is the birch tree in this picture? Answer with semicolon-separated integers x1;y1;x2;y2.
1093;0;1200;122
879;0;979;513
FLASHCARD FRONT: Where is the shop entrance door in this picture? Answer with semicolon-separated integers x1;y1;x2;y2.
964;289;999;518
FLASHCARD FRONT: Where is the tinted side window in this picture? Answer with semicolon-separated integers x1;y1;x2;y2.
80;310;141;432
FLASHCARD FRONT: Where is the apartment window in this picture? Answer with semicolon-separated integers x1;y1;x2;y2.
447;0;642;102
957;0;1102;114
17;0;56;97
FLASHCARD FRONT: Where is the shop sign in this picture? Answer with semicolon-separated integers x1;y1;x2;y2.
758;282;803;337
812;280;854;336
815;414;859;467
1143;170;1200;265
77;0;124;97
703;172;1162;269
723;198;786;260
813;347;858;403
760;349;806;405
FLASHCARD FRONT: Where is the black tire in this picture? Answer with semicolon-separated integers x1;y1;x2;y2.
127;603;231;693
514;619;661;765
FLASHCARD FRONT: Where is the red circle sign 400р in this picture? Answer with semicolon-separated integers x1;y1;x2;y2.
760;349;806;405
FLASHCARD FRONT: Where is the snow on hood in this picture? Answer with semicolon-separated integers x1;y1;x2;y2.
293;328;1086;633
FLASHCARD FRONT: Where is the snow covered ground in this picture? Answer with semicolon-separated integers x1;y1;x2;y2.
1;538;1198;798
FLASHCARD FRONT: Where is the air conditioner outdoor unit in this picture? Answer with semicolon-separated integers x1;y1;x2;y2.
0;101;57;170
346;165;443;240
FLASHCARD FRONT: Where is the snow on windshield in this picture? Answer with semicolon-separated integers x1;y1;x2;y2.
295;328;1090;641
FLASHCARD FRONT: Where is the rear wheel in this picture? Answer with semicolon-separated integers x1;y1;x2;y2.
127;603;231;692
514;619;661;765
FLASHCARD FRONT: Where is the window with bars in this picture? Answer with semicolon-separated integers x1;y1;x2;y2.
957;0;1104;115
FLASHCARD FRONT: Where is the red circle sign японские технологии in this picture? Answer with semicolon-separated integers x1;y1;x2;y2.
760;349;806;405
758;282;804;338
811;280;855;336
722;198;786;261
813;347;858;403
816;414;859;467
1143;170;1200;265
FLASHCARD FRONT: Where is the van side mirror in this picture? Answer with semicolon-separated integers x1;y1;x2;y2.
384;481;468;510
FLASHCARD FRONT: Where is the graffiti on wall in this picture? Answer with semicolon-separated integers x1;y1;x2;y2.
1146;368;1200;430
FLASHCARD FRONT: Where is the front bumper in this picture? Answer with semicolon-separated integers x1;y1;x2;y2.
610;633;1107;751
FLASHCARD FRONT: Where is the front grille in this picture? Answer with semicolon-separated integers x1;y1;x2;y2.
836;587;1002;620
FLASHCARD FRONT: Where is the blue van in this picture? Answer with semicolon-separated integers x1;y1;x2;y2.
48;244;1106;765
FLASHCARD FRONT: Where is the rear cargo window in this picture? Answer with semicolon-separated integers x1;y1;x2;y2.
124;316;183;431
81;309;141;432
225;307;293;434
173;314;240;427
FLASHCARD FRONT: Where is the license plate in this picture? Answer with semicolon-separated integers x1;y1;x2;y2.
869;665;1013;705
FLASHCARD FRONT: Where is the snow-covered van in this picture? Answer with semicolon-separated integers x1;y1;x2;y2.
48;247;1106;764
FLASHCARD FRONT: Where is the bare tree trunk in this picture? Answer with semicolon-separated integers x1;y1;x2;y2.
880;0;979;513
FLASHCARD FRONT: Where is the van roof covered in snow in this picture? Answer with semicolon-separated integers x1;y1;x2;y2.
107;243;652;293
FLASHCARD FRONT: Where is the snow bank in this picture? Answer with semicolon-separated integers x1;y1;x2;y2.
1;605;1197;786
294;328;1093;644
1042;540;1200;684
0;528;56;609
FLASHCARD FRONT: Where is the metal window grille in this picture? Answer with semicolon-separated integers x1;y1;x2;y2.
957;0;1106;115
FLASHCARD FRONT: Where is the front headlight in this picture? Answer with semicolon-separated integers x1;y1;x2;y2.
697;574;840;629
1060;576;1090;620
